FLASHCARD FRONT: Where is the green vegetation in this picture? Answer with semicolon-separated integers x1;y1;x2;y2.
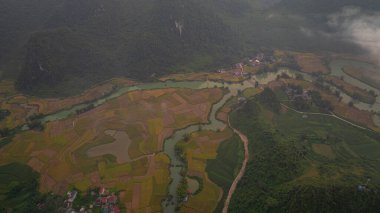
0;109;10;121
257;88;281;113
206;135;244;213
27;120;44;131
0;128;11;138
10;0;238;97
310;91;333;112
0;163;63;212
187;176;203;195
27;113;45;121
228;95;380;213
175;141;187;163
325;77;376;104
0;136;13;149
1;0;380;96
177;177;188;204
76;103;95;115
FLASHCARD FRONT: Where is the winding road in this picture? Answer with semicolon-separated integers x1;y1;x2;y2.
222;117;249;213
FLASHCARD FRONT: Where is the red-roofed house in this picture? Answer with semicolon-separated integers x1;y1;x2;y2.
99;187;106;195
113;206;120;213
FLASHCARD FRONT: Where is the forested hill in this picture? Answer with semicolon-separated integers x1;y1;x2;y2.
1;0;380;96
10;0;239;96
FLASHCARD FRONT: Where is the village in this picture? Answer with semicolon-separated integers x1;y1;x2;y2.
63;187;120;213
216;52;276;78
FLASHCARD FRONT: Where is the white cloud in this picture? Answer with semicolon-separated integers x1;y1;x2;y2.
329;7;380;64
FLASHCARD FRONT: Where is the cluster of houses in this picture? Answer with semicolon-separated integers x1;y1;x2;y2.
94;187;120;213
216;52;277;78
248;52;276;67
64;187;120;213
64;190;79;212
358;178;372;192
285;85;311;102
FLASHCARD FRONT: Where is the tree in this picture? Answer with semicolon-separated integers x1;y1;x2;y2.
0;128;10;138
293;96;310;111
295;73;304;80
183;134;191;142
258;88;281;113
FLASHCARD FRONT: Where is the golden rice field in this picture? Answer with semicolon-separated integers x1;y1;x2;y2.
293;52;329;74
159;70;246;83
180;129;233;213
0;85;224;211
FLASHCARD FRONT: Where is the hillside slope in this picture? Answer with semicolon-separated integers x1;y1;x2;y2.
0;0;379;96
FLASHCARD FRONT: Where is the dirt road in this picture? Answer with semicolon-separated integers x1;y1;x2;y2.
222;118;249;213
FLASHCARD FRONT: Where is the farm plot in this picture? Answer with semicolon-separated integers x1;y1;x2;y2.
180;129;234;213
294;53;329;74
0;87;224;211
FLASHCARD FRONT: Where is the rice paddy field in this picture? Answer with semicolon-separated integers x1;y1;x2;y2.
178;129;236;213
293;52;329;74
1;61;380;212
269;78;379;131
0;78;135;129
325;76;376;104
159;70;246;83
343;66;380;90
0;85;225;212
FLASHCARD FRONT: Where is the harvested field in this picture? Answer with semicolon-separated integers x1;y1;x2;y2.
242;88;262;98
374;115;380;127
0;86;222;211
87;130;132;163
0;102;30;129
343;66;380;90
180;129;233;212
1;78;134;116
0;78;135;129
294;53;329;74
160;70;246;83
268;78;378;131
320;91;377;130
0;80;17;99
186;177;200;194
325;76;375;104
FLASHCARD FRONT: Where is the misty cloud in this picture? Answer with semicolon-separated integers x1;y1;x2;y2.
329;7;380;63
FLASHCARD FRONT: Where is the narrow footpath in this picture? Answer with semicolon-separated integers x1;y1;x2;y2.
280;103;367;130
223;117;249;213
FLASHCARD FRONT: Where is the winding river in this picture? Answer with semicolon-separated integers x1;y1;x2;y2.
20;59;379;212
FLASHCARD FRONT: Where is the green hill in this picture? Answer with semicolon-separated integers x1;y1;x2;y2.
12;0;239;96
0;0;379;96
228;93;380;213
